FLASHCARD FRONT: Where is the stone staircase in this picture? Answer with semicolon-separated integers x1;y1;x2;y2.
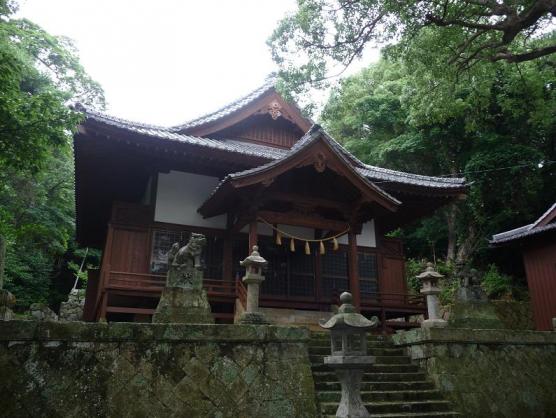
309;332;461;418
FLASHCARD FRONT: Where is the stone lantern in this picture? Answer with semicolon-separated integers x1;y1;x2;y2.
320;292;379;418
417;262;447;328
238;245;269;324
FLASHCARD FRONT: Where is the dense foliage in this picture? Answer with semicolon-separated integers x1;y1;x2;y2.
0;1;103;308
269;0;556;97
321;41;555;267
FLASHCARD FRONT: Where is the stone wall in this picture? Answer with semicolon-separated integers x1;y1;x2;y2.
393;328;556;418
0;321;317;418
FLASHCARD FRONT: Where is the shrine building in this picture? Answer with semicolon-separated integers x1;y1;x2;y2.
74;77;467;330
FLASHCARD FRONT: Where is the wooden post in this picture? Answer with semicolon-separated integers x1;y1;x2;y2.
223;236;233;282
223;214;234;283
314;229;322;305
348;230;361;309
248;221;258;252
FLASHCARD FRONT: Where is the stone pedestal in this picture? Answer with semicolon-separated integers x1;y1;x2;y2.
59;289;85;321
449;299;503;329
324;358;374;418
153;287;214;324
449;270;503;329
0;289;16;321
30;303;58;321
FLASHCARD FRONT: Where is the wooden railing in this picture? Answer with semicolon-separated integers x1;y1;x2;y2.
106;271;237;299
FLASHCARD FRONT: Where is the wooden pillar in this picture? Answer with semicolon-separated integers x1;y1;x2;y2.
248;221;258;252
314;229;322;305
223;235;233;282
348;230;361;309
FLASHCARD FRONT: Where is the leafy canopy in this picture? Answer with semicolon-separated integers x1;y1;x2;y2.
0;1;104;307
0;4;104;171
269;0;556;97
321;48;555;265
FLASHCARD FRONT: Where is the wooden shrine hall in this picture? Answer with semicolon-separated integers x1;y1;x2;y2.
74;76;467;329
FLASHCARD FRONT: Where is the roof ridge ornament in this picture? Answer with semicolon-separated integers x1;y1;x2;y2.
267;101;282;120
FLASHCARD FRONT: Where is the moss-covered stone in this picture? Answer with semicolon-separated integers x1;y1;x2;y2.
393;328;556;418
0;321;317;417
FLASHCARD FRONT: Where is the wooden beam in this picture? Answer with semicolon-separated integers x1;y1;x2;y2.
257;210;348;232
248;221;258;252
348;230;361;309
264;191;351;215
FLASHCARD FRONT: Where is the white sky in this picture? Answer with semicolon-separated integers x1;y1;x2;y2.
17;0;379;126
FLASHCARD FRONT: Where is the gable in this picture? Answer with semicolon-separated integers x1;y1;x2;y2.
212;113;305;149
178;87;312;147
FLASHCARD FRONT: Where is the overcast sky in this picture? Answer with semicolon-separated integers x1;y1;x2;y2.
17;0;378;126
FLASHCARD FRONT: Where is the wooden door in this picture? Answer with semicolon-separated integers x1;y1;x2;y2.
109;227;151;274
379;256;406;305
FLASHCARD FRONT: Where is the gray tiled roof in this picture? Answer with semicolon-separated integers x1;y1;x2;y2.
75;103;286;160
490;202;556;244
209;125;402;206
75;105;466;191
170;76;277;132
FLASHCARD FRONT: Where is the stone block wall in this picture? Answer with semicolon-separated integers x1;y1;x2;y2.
0;321;317;418
393;328;556;418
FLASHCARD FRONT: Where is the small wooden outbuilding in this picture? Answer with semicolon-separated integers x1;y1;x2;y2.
491;203;556;330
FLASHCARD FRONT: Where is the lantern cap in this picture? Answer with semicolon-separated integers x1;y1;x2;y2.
320;292;379;330
240;245;268;268
416;262;444;281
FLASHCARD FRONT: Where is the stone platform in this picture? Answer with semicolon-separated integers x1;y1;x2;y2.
393;327;556;418
0;321;317;417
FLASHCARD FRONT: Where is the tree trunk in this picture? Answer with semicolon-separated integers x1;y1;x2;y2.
455;224;478;264
0;234;5;289
446;204;457;262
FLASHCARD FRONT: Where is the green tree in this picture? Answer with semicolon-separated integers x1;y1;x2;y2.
269;0;556;97
0;1;104;307
321;50;555;265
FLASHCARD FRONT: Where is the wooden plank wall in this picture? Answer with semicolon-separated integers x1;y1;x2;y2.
523;241;556;330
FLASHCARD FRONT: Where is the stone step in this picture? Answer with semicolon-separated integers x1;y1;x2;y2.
312;363;419;373
308;345;396;355
310;353;409;364
313;371;428;383
314;381;436;392
317;390;444;403
323;412;461;418
371;364;420;373
320;400;452;414
311;358;412;372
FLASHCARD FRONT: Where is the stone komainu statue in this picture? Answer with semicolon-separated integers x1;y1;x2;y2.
166;233;207;289
168;233;206;269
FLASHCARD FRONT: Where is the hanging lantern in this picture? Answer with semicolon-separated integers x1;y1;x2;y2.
305;241;311;255
290;238;296;252
276;230;282;246
319;241;326;255
333;237;339;251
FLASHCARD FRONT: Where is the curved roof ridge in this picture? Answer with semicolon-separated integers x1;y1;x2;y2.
170;75;277;132
532;202;556;228
490;201;556;244
73;103;173;131
360;164;466;185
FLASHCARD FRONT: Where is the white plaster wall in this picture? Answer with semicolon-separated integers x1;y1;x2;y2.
337;219;376;247
154;171;226;228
